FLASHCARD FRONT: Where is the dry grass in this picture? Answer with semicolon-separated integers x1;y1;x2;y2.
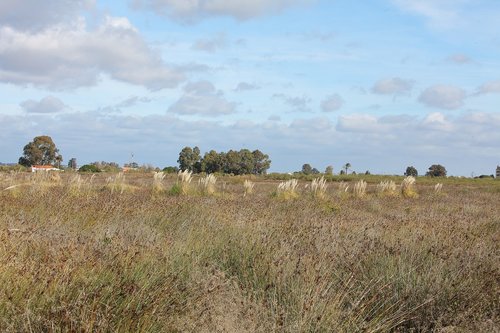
276;179;299;199
152;171;166;193
401;176;418;198
377;180;397;197
353;179;367;198
310;176;327;199
0;172;498;332
198;174;217;195
243;179;255;196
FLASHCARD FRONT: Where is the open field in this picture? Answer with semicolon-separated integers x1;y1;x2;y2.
0;172;499;332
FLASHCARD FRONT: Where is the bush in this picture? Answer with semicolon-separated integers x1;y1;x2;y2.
78;164;101;173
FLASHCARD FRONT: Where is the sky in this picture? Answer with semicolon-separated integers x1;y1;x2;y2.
0;0;499;176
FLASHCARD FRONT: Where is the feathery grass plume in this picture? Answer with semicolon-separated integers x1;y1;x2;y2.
337;181;349;193
174;169;192;195
68;174;84;194
106;172;126;194
276;179;299;199
401;176;418;198
377;180;397;196
310;176;327;199
243;179;255;196
353;179;367;198
152;171;166;193
434;183;443;194
198;174;217;195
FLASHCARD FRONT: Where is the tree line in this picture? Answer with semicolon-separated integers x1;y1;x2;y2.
176;147;271;175
15;135;457;178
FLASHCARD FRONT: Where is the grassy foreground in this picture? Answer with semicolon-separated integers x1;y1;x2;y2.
0;172;498;332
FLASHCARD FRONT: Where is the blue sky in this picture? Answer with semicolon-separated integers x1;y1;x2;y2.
1;0;499;175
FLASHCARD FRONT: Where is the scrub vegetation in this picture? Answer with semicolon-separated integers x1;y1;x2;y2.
0;172;498;332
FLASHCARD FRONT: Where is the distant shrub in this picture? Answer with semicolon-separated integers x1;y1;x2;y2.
79;164;101;173
162;166;179;174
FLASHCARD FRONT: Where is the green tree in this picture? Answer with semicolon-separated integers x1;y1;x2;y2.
178;146;201;172
224;150;241;175
252;150;271;175
426;164;447;177
343;163;351;174
325;165;334;175
201;150;224;174
405;166;418;177
18;135;62;167
302;163;313;175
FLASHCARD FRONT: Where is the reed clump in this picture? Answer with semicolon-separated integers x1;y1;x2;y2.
353;179;367;198
401;176;418;198
276;179;299;199
171;170;192;195
152;171;166;193
377;180;397;197
105;172;130;194
310;176;327;199
243;179;255;196
198;174;217;195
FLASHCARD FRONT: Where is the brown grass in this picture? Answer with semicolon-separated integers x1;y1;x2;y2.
0;172;498;332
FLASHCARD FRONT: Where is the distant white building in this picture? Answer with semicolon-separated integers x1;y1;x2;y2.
496;166;500;178
30;165;62;172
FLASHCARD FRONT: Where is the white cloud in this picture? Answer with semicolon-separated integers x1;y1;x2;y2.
168;81;236;116
371;77;414;96
273;93;312;112
421;112;453;131
20;96;67;114
390;0;466;28
0;0;95;31
476;81;500;95
0;16;184;90
418;85;466;110
192;33;226;52
320;94;344;112
234;82;260;92
132;0;314;22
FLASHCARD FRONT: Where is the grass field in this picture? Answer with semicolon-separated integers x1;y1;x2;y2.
0;172;499;332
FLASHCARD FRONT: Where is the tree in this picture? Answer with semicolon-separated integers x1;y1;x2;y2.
178;146;201;172
311;168;320;174
325;165;333;176
252;150;271;175
302;164;313;175
93;161;120;172
343;163;351;174
201;150;224;174
18;135;62;167
426;164;447;177
405;166;418;177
